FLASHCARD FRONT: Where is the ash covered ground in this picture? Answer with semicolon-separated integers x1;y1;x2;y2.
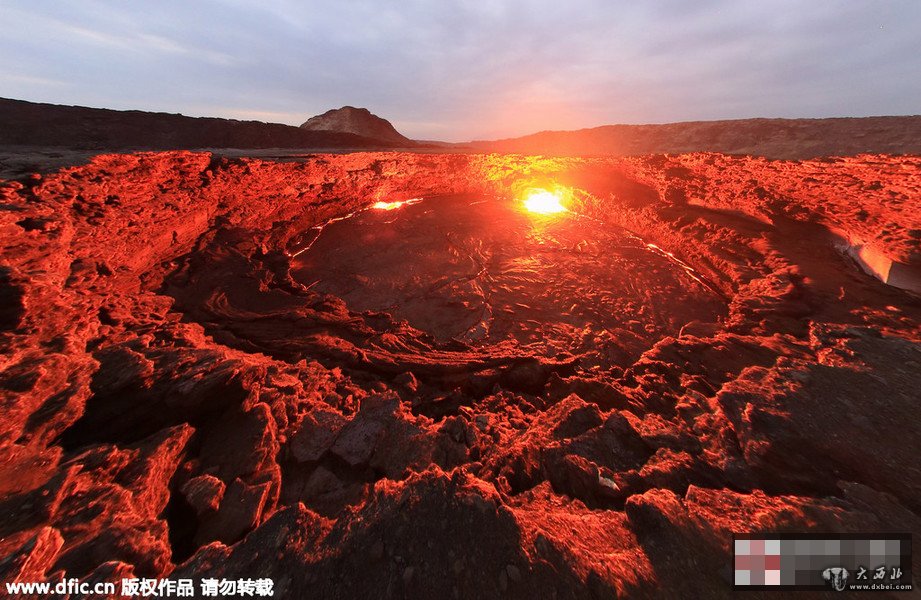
1;151;920;598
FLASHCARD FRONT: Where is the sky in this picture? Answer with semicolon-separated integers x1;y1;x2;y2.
1;1;919;141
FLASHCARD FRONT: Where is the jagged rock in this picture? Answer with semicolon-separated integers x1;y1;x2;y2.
0;526;63;584
198;403;279;484
550;395;604;440
625;484;921;597
718;331;921;508
196;478;274;545
330;404;388;467
289;407;347;463
181;475;225;516
50;425;194;577
0;150;918;598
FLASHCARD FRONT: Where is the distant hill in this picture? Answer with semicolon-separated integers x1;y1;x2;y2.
0;98;414;150
471;116;921;159
301;106;411;146
4;97;919;159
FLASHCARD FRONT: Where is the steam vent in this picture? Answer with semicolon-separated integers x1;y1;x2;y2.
2;150;920;597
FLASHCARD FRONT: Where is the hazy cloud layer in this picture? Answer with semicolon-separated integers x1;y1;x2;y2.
2;0;919;140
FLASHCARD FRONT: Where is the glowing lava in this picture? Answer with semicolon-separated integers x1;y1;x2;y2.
372;198;422;211
523;189;567;214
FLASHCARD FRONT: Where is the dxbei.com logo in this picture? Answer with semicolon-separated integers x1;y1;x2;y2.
823;568;849;592
823;565;909;592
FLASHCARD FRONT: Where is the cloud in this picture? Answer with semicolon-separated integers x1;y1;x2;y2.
1;0;919;140
0;73;68;87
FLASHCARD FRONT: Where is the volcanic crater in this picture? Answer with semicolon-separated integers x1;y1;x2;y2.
1;150;920;597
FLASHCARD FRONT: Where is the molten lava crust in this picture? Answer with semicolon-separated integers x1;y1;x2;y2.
1;151;919;597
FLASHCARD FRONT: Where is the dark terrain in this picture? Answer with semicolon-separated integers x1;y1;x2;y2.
5;97;921;159
0;98;416;151
473;116;921;159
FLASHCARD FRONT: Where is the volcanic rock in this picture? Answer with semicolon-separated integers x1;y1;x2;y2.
0;149;918;598
0;526;63;585
289;407;348;463
300;106;412;146
181;475;225;516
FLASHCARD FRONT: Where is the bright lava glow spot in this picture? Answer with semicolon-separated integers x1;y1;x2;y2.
371;198;422;211
523;190;567;214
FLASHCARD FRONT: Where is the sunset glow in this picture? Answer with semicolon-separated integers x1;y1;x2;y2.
523;189;567;214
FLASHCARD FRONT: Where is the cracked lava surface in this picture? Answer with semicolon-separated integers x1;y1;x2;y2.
1;151;920;598
291;193;725;348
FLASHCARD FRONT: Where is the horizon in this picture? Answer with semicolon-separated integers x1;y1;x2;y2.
2;1;920;142
7;95;921;144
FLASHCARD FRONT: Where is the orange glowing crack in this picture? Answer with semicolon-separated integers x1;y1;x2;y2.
372;198;423;211
288;198;424;258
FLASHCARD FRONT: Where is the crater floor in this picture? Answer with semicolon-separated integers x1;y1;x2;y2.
1;151;919;598
291;193;725;348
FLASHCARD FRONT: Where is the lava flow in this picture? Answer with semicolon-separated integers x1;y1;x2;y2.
522;188;567;214
1;151;919;598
